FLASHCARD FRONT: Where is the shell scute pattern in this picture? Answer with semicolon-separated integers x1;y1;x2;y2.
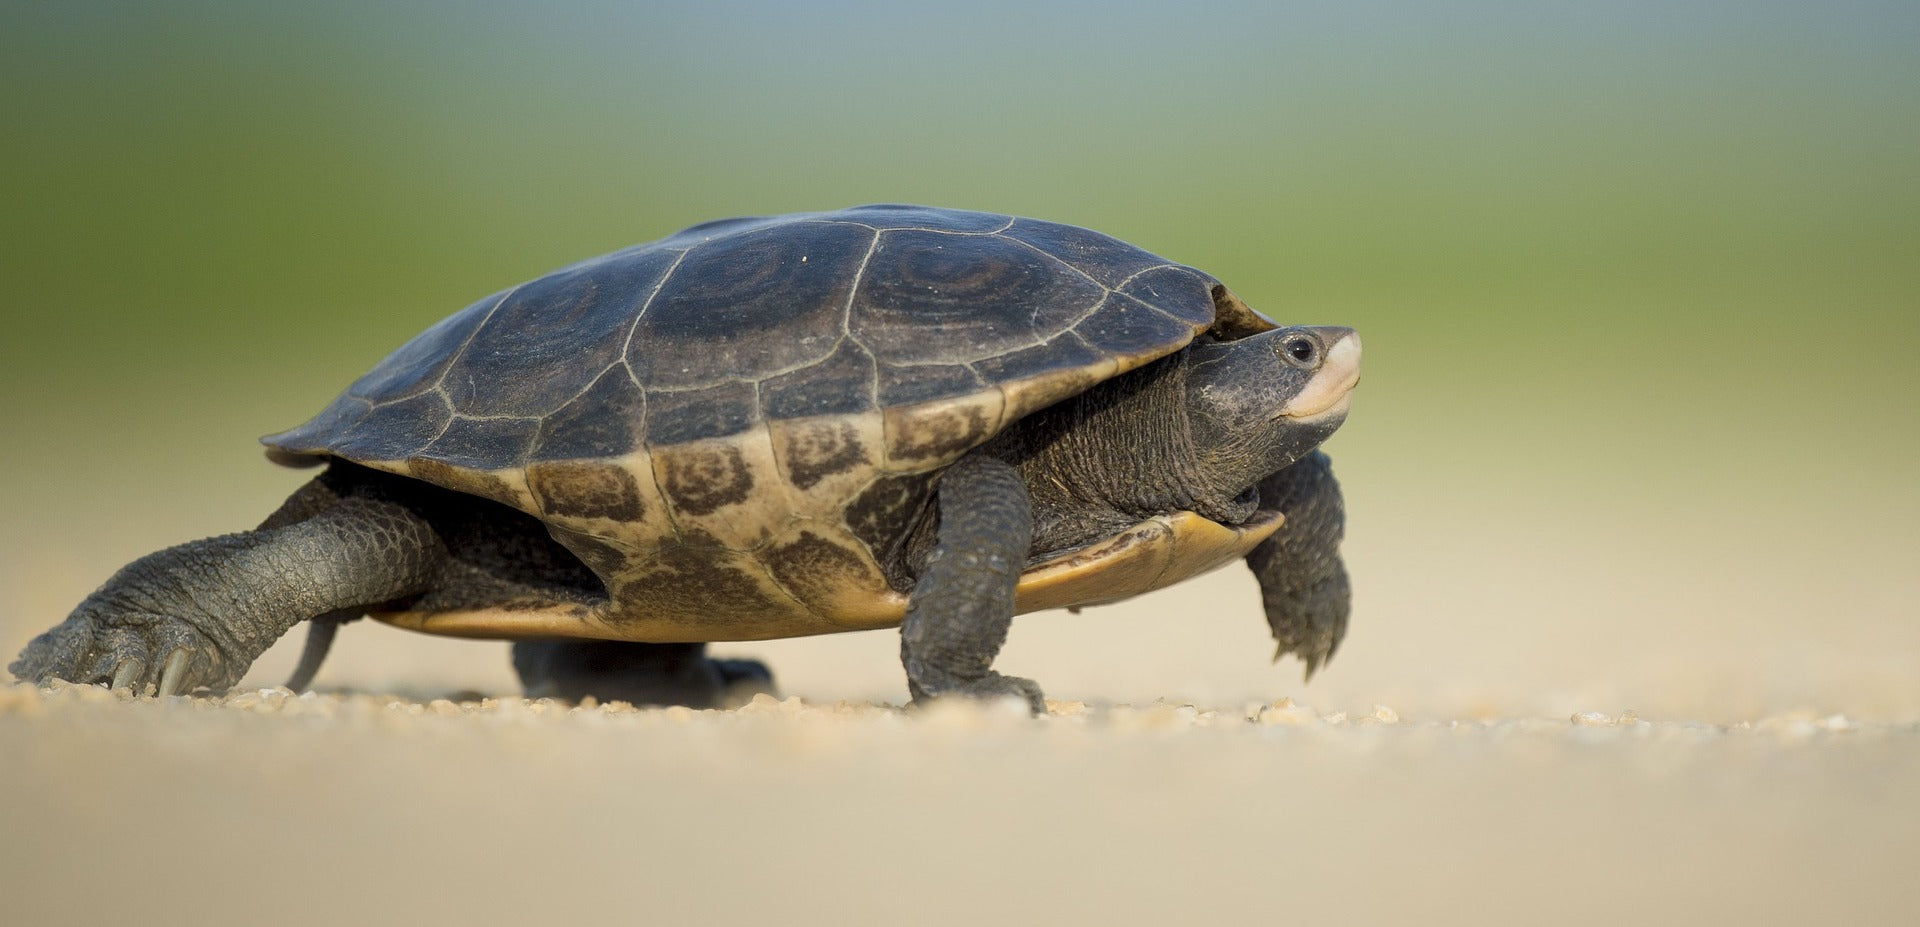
999;217;1180;290
265;206;1244;631
443;253;665;419
627;220;871;392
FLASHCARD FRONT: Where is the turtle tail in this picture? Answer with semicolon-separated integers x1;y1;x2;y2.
284;610;358;692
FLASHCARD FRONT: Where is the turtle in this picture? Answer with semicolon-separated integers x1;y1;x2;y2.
10;204;1359;713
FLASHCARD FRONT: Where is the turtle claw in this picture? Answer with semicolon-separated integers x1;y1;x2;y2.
9;603;236;697
157;650;190;697
110;659;144;693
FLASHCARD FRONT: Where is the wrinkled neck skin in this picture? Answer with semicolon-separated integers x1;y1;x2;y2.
985;338;1342;560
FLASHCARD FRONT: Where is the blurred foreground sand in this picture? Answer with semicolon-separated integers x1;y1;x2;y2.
5;449;1917;926
3;683;1916;927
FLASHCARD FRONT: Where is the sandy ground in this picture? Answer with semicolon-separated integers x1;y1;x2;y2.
4;680;1917;927
5;450;1916;926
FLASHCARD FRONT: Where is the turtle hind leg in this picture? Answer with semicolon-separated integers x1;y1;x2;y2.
510;640;776;708
9;468;448;696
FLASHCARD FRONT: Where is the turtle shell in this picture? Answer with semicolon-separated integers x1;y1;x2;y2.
264;204;1278;641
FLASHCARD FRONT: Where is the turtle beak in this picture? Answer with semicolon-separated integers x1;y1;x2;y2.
1278;329;1362;423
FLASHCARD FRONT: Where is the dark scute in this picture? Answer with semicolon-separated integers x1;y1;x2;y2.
1075;291;1205;357
263;395;372;456
629;221;872;390
759;337;877;419
886;402;995;463
763;531;874;606
999;218;1176;289
532;370;646;461
424;415;542;471
644;381;758;446
835;204;1011;232
345;295;498;402
444;251;674;418
845;473;935;580
609;546;788;624
657;444;754;517
1115;265;1218;328
970;333;1111;385
528;460;648;522
780;421;870;491
333;392;452;462
875;362;984;407
854;230;1096;365
407;458;521;507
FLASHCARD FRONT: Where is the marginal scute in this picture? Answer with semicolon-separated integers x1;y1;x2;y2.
883;391;1004;468
405;458;523;509
652;427;787;551
758;527;895;625
844;472;936;584
655;443;754;517
776;419;870;491
527;460;648;522
769;413;888;522
605;545;801;639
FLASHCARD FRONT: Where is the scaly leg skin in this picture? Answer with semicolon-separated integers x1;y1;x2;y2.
899;452;1044;715
1246;450;1351;681
510;640;776;708
8;479;447;696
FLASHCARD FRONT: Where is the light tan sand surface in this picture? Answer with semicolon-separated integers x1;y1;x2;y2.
5;681;1917;927
6;452;1917;927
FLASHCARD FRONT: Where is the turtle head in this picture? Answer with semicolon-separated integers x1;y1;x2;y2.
1184;326;1361;484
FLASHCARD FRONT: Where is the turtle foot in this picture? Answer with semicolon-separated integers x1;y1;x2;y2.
9;603;238;696
511;640;777;708
909;671;1046;716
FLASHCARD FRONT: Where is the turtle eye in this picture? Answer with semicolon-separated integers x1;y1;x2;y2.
1280;335;1319;367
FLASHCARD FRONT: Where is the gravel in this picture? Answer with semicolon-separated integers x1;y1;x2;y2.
4;681;1916;927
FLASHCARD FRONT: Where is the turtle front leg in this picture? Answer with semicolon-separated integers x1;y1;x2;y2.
1245;450;1351;681
899;452;1042;714
9;479;447;696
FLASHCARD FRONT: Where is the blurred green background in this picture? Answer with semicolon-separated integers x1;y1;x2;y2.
3;1;1916;716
